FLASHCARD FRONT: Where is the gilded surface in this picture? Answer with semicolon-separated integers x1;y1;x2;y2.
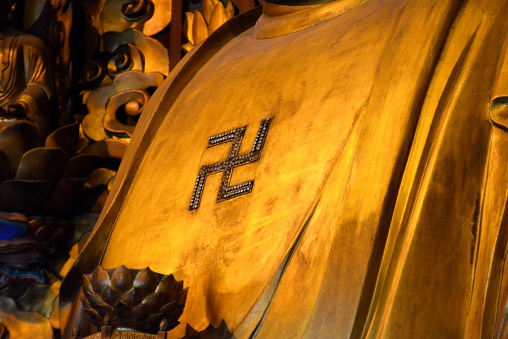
0;296;53;338
62;0;508;337
83;0;171;36
83;71;165;141
0;29;53;138
80;0;172;145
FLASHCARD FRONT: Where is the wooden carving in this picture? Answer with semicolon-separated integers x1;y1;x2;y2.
75;266;233;339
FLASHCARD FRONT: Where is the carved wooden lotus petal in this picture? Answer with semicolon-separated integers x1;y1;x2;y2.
162;302;185;321
101;285;121;306
83;289;103;311
81;139;127;160
81;306;102;326
62;154;102;179
170;280;185;303
0;121;41;177
83;290;114;320
0;180;51;214
141;291;163;313
178;293;188;309
111;265;134;295
91;266;111;295
146;312;164;325
95;302;112;318
82;274;94;294
81;266;187;333
120;287;140;308
42;178;88;216
113;301;131;319
155;274;178;297
159;301;177;314
44;124;79;159
0;122;98;217
133;267;158;298
131;303;149;322
172;307;185;320
15;148;66;185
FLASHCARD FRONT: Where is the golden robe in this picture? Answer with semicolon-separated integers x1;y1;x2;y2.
0;29;53;138
61;0;508;337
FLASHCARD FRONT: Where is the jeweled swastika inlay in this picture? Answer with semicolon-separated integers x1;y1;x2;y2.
189;118;272;211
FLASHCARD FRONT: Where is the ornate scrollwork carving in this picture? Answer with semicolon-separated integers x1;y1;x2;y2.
83;0;171;36
82;71;163;141
100;29;169;76
82;60;107;89
122;0;153;21
107;48;136;76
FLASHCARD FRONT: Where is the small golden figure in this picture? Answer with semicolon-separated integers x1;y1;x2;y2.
0;0;54;139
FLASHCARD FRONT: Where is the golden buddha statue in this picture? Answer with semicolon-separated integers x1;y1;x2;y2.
0;0;53;139
0;0;60;270
60;0;508;337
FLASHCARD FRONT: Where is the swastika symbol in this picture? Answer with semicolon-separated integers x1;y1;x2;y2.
189;118;272;211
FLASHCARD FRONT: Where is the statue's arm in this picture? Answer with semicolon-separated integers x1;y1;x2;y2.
11;35;54;138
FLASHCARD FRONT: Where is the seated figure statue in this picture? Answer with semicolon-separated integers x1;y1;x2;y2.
61;0;508;337
0;0;56;260
0;0;53;139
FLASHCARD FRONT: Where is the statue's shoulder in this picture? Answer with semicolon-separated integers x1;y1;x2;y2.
14;32;47;51
168;6;262;79
1;29;48;56
143;6;262;125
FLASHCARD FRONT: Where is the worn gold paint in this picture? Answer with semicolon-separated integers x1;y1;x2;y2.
0;297;53;338
85;0;172;36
